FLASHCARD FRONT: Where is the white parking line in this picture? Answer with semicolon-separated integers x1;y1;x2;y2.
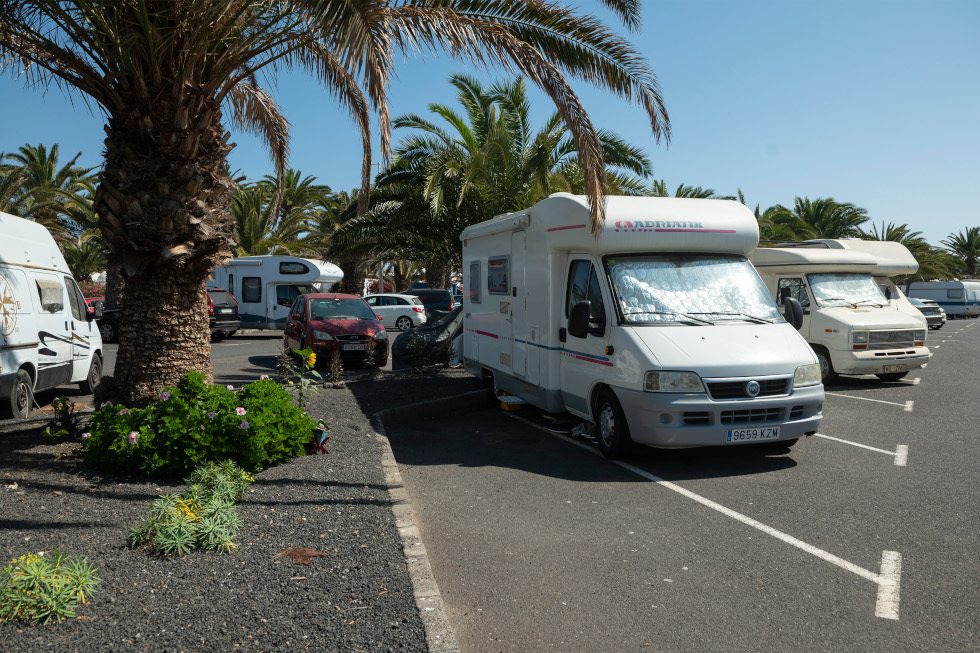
814;433;908;467
825;392;913;412
510;415;903;620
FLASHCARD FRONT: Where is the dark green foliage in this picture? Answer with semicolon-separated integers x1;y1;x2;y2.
0;550;100;625
128;461;253;556
82;372;316;477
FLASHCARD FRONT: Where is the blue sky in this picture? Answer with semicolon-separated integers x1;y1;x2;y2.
1;0;976;247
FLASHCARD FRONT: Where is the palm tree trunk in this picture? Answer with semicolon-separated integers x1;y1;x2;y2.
104;261;125;309
335;255;368;295
113;266;212;404
426;263;449;289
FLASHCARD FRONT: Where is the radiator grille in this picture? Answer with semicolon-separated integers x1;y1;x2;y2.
720;407;783;425
706;378;791;400
868;330;917;350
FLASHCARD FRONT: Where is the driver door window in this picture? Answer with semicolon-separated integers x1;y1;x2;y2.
777;278;810;308
565;260;606;324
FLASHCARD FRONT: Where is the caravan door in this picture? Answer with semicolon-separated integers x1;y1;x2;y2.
511;231;527;378
559;258;611;417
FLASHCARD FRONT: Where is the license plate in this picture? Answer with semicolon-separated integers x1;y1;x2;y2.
883;364;908;373
342;344;367;351
219;308;232;313
727;427;780;443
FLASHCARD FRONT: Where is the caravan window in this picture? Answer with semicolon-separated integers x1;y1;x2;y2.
242;277;261;302
948;289;963;299
469;262;481;304
488;256;509;294
280;261;310;275
277;284;315;307
565;260;606;324
36;279;64;313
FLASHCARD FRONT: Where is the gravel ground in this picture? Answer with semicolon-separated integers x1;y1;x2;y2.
0;368;485;652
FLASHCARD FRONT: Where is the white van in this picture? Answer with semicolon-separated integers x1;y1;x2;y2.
0;212;103;418
905;281;980;319
208;256;343;330
460;194;823;458
750;239;930;383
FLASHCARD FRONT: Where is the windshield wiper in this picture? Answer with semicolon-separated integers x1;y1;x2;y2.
852;299;887;307
624;310;713;325
688;311;776;324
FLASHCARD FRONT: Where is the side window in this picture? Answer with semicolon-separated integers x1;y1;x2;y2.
64;276;84;320
566;260;592;316
280;261;310;275
396;297;409;305
586;267;606;324
276;285;295;307
469;262;482;304
242;277;261;303
228;274;234;295
365;296;378;306
380;296;395;307
487;256;509;294
948;289;963;299
36;279;65;313
777;278;810;308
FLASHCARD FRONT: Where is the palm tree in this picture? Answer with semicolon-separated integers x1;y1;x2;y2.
231;170;328;255
648;180;735;199
63;239;107;281
1;143;97;245
770;197;869;239
0;1;669;403
941;227;980;276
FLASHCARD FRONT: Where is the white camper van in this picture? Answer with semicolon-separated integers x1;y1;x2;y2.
750;239;930;383
0;212;103;418
460;194;824;458
905;281;980;319
208;256;344;330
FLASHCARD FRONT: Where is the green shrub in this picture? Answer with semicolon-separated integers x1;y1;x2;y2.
128;461;253;556
0;551;100;625
81;372;316;477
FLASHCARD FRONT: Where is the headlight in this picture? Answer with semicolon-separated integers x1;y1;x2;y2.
644;371;704;393
851;331;868;344
373;330;387;341
913;329;926;342
312;330;333;341
794;363;822;387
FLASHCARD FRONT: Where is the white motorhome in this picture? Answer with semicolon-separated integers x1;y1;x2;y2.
460;194;824;458
750;239;930;383
208;256;343;330
905;280;980;319
0;212;103;418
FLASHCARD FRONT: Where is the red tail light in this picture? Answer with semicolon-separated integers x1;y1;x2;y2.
413;307;424;313
207;295;215;314
449;298;454;310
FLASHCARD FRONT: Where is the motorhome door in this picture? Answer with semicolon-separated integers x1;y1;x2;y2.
776;277;812;337
559;258;610;417
34;274;73;389
511;231;527;378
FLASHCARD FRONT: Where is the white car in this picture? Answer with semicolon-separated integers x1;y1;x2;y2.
363;293;428;331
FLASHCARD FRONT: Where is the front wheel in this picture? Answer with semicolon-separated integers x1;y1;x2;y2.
595;389;633;459
876;371;909;382
78;356;102;395
99;320;117;344
813;347;838;384
396;316;413;331
3;369;33;419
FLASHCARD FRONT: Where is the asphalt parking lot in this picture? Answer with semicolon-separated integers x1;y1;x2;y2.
385;319;980;652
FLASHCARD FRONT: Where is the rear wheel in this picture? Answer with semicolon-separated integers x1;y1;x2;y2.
876;371;909;382
99;320;117;344
813;346;838;384
595;389;633;459
78;355;102;395
210;331;225;342
396;316;413;331
2;369;33;419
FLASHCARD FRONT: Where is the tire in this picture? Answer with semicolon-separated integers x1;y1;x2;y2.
2;369;33;420
813;346;838;384
595;389;633;459
78;355;102;395
395;316;413;331
876;371;909;382
211;331;225;343
376;354;389;367
99;320;117;344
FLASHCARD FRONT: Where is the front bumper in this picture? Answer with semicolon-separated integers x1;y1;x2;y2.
615;384;824;449
311;340;388;361
830;346;930;375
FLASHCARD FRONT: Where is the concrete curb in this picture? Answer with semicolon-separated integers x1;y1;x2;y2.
373;388;495;653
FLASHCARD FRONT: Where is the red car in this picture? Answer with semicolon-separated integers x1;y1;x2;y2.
284;293;388;366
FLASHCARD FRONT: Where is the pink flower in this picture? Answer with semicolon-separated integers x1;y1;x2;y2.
207;411;216;419
240;421;249;430
235;407;246;416
159;391;171;401
80;433;91;440
260;375;269;380
127;431;139;445
119;409;130;415
200;425;205;431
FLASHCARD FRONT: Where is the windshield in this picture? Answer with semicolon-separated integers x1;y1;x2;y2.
309;297;377;321
607;254;782;324
807;273;888;307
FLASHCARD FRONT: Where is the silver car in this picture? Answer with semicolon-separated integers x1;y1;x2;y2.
363;293;428;331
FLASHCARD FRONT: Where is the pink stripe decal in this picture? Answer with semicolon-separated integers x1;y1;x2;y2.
467;328;499;339
546;224;588;232
654;228;736;233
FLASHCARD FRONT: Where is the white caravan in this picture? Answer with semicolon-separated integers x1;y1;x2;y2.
0;212;103;418
460;194;823;458
905;281;980;319
750;239;930;383
208;256;343;330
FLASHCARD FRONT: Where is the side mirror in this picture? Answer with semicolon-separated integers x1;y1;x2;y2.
884;286;893;300
290;313;300;321
89;304;104;321
779;287;791;304
784;297;804;330
568;301;591;339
